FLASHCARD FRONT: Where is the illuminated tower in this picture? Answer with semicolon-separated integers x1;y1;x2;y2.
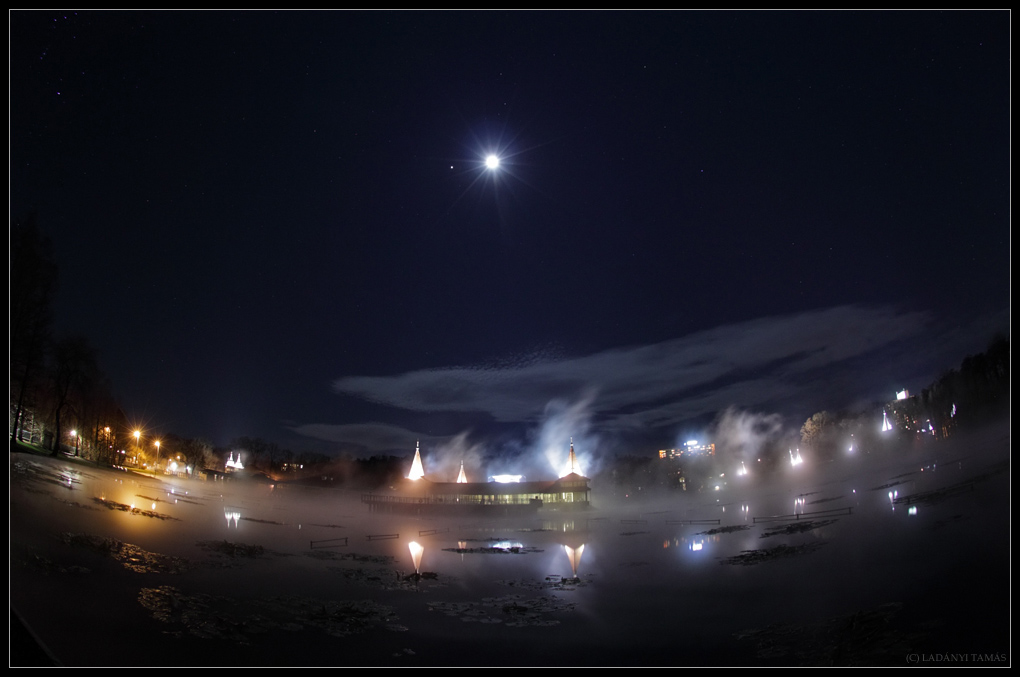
457;461;467;483
408;441;425;480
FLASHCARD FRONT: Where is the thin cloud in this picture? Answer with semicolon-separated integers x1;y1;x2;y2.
288;422;432;454
332;305;931;426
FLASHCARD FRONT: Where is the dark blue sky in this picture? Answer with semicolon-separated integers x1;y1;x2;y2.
11;11;1010;461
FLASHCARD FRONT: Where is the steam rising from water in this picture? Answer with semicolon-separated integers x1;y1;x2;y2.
533;394;600;478
710;407;796;467
427;432;486;482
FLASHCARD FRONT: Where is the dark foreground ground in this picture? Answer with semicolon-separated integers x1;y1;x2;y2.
9;420;1011;667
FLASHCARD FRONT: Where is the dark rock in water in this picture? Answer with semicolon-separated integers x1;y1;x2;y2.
196;540;265;559
60;532;188;574
760;520;837;538
698;525;751;535
720;542;826;566
735;602;922;666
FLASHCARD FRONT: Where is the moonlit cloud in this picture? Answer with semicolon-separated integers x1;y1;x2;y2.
288;422;430;454
331;306;932;432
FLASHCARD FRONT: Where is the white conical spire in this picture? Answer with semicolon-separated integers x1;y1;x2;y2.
408;440;425;480
568;437;579;474
457;460;467;483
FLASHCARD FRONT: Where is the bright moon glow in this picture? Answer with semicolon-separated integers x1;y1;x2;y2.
485;154;500;169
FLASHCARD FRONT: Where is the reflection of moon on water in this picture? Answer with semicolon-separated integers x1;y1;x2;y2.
408;541;424;574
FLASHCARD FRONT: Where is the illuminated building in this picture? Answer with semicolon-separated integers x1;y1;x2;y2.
658;440;715;460
362;441;591;515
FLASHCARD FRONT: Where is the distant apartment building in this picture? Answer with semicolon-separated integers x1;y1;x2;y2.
658;440;715;460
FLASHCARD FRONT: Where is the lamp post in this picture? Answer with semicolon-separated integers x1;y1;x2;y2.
155;440;161;474
70;430;79;456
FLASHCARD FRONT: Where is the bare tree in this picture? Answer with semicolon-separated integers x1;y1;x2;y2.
48;335;99;456
10;215;58;444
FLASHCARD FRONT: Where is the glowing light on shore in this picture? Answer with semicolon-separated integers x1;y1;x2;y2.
490;474;523;483
408;541;424;573
408;441;425;480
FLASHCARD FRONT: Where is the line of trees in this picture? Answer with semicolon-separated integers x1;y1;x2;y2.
799;336;1010;460
10;215;125;459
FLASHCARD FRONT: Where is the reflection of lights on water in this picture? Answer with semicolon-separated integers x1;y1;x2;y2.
794;497;806;514
225;509;240;527
908;506;917;516
563;544;584;576
492;541;523;550
690;541;703;552
737;461;748;476
789;449;804;466
888;490;898;511
408;541;424;573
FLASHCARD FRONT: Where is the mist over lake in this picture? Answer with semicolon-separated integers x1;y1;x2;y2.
10;418;1009;667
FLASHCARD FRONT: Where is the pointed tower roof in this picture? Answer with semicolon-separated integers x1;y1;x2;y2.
457;461;467;483
568;437;579;475
408;440;425;480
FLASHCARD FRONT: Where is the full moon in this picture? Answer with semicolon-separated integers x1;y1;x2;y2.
485;154;500;169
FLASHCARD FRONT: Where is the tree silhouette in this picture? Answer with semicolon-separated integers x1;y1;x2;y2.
10;215;58;445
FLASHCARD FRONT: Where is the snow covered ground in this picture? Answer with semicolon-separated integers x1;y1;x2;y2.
10;419;1010;667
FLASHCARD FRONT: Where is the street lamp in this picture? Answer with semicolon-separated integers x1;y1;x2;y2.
155;440;161;473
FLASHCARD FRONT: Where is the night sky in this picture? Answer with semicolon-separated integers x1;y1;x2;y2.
10;11;1010;461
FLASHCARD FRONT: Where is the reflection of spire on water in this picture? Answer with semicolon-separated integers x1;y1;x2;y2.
563;543;585;577
408;441;425;480
457;461;467;483
224;509;240;528
408;541;424;574
881;410;893;432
